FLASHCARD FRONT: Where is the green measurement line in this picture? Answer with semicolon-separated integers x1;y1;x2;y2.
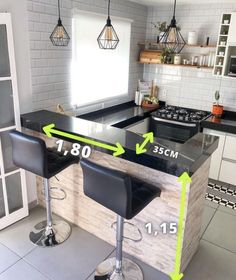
43;124;125;157
170;172;192;280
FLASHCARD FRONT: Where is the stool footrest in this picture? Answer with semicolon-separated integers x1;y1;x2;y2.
111;221;143;243
41;187;67;201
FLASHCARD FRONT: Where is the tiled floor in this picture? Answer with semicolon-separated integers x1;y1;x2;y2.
0;201;236;280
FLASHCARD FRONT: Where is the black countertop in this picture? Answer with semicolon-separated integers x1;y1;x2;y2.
21;109;219;177
78;101;159;128
201;111;236;134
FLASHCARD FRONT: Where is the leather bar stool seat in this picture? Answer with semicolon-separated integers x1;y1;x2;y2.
46;147;78;178
81;159;161;280
10;130;79;247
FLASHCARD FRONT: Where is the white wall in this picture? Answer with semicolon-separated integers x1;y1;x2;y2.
144;2;236;112
27;0;147;114
0;0;36;205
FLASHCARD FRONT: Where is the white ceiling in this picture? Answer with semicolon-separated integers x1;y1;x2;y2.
130;0;236;6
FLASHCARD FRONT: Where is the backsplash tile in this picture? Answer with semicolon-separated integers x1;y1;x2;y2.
27;0;236;113
27;0;147;114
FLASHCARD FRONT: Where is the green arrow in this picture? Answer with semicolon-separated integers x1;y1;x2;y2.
43;124;125;157
136;132;154;155
169;172;192;280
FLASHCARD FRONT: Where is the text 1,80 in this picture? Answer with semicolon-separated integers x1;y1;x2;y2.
56;140;91;158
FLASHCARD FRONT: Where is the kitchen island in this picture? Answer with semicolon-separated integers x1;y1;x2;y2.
21;109;218;276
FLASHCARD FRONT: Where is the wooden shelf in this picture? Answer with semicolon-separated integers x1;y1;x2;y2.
0;125;16;133
0;76;11;82
138;62;213;70
138;41;216;48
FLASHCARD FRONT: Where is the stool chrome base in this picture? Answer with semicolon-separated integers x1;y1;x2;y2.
29;220;71;247
95;257;143;280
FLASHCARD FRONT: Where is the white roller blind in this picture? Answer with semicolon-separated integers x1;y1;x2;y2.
71;11;131;107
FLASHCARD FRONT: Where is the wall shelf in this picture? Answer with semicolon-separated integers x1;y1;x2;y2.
138;41;216;49
138;62;213;70
213;12;236;77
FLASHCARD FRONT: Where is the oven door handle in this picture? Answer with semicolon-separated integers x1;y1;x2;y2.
152;116;198;127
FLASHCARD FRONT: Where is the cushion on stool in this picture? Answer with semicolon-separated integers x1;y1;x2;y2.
9;130;79;179
46;148;80;179
129;178;161;219
81;159;161;220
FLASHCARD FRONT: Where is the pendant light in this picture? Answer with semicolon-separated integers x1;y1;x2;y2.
97;0;119;50
50;0;70;47
160;0;186;54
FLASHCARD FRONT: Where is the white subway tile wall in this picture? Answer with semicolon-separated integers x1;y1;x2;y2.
144;2;236;112
27;0;147;113
27;1;236;113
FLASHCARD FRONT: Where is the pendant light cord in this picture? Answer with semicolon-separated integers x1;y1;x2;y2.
58;0;61;19
173;0;177;18
108;0;111;18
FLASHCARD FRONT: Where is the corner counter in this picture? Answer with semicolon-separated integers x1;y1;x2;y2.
21;110;218;276
201;111;236;135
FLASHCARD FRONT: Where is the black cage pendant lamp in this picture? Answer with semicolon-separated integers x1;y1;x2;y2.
160;0;186;54
50;0;70;46
97;0;119;50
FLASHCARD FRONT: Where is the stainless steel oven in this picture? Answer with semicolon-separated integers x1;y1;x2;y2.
150;117;199;143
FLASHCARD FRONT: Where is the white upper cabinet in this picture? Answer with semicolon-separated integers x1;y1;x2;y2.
228;13;236;45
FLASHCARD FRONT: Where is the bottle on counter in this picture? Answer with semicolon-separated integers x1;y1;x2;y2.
138;92;144;106
135;90;140;105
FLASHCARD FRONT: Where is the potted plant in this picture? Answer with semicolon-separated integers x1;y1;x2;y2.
212;90;224;117
161;48;172;64
151;21;167;43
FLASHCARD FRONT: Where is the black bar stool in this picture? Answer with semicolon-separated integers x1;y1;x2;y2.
9;130;79;247
81;159;161;280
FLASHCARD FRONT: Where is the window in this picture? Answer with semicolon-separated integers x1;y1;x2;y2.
71;11;131;107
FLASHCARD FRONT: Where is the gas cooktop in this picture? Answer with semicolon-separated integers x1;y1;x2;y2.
152;106;211;123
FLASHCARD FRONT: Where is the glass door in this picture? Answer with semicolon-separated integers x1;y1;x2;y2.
0;13;28;230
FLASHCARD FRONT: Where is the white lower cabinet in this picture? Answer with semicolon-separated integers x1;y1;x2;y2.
223;136;236;161
219;160;236;185
203;129;226;180
204;128;236;185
